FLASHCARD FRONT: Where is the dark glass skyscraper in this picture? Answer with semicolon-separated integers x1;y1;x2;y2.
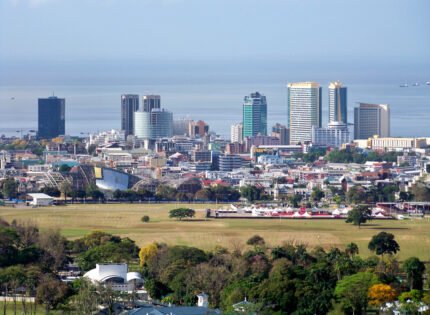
143;95;161;112
38;96;65;139
329;81;347;124
121;94;139;138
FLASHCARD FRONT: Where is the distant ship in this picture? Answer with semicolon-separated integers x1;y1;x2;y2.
426;81;430;85
412;82;420;86
399;84;408;87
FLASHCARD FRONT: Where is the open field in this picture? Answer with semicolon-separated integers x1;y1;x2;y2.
1;203;430;260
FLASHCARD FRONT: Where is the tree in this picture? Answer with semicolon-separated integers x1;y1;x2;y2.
2;177;18;199
169;208;195;220
246;235;265;247
141;215;150;223
36;276;69;314
139;242;158;266
59;181;72;204
86;184;104;201
345;205;372;228
347;185;368;204
368;283;397;307
345;242;359;257
240;186;262;202
410;182;430;201
368;232;400;256
403;257;426;290
333;194;342;206
334;272;378;315
310;187;324;202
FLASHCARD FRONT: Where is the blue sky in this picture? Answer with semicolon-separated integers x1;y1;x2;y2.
1;0;429;63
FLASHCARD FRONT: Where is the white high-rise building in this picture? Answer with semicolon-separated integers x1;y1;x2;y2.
354;103;390;139
287;82;322;145
231;123;243;143
312;122;350;148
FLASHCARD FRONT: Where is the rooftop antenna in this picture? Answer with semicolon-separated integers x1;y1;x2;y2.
52;91;55;97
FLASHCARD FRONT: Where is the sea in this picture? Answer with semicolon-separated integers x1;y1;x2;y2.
0;61;429;139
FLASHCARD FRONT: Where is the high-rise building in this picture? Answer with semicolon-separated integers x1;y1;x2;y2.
189;120;209;138
312;122;350;148
271;123;290;145
38;96;65;139
243;92;267;138
121;94;139;138
143;95;161;112
328;81;347;124
134;108;173;140
173;118;192;136
231;123;243;143
354;103;390;139
287;82;322;144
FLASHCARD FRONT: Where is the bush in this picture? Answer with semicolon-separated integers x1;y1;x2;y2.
141;215;150;223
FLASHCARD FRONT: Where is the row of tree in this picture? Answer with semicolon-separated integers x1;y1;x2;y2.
139;233;428;314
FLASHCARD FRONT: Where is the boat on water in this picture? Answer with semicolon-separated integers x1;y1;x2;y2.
399;83;408;87
426;81;430;85
412;82;420;86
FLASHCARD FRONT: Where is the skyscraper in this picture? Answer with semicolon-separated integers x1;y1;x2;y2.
134;109;173;140
287;82;322;144
143;95;161;112
121;94;139;138
328;81;347;124
271;123;290;145
231;123;243;143
354;103;390;139
242;92;267;138
38;96;65;139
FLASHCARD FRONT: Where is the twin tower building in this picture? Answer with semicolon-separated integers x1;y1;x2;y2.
241;81;390;146
121;94;173;140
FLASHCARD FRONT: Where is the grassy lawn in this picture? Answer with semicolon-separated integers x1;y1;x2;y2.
1;203;430;260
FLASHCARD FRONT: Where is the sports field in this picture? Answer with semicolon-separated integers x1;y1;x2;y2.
1;203;429;260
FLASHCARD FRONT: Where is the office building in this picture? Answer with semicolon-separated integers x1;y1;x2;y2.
231;123;243;143
219;154;245;172
271;123;290;145
328;81;347;124
287;82;322;145
38;96;65;139
191;150;212;162
312;122;350;148
134;108;173;140
243;92;267;138
354;103;390;139
143;95;161;112
189;120;209;138
173;118;192;136
121;94;139;138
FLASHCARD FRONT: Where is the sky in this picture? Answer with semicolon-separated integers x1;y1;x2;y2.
0;0;429;84
1;0;429;61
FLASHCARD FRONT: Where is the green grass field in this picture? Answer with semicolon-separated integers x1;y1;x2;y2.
1;203;429;260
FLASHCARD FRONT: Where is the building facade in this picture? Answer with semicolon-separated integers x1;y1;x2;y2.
328;81;347;124
219;154;245;172
189;120;209;138
354;103;390;139
134;109;173;140
287;82;322;145
243;92;267;138
142;95;161;112
271;123;290;145
231;123;243;143
121;94;139;138
38;96;65;139
312;122;350;148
